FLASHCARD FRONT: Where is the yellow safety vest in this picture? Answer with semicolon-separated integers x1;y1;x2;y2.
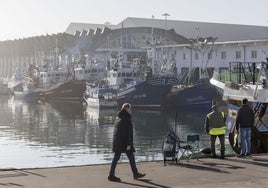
209;112;226;135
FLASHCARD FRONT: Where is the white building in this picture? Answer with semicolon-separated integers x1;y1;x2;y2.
156;39;268;76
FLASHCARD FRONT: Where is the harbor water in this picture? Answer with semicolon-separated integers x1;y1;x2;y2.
0;95;219;169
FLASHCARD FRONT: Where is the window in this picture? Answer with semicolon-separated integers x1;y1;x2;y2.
251;50;257;59
194;53;199;60
183;53;188;60
221;51;226;59
235;51;241;59
208;52;212;60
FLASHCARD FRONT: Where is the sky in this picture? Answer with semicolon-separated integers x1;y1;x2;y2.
0;0;268;41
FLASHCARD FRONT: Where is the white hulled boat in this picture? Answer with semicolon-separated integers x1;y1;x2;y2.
13;77;40;100
210;61;268;154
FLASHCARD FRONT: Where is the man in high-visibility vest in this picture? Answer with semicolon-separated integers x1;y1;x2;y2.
205;105;227;159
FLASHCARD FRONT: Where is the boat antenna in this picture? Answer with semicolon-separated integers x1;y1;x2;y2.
175;112;178;132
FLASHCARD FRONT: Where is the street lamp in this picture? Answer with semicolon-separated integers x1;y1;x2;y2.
162;13;170;45
162;13;170;30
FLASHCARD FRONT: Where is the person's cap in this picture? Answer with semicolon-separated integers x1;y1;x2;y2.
242;98;248;104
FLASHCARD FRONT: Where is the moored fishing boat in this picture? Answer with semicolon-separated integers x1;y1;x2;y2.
114;51;178;109
164;37;219;109
39;57;108;102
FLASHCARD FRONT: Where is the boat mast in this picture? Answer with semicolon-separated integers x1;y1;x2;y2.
119;22;124;69
190;35;217;80
151;27;155;75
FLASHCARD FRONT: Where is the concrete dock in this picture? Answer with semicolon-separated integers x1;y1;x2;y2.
0;154;267;188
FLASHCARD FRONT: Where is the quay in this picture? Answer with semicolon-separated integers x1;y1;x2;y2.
0;154;267;188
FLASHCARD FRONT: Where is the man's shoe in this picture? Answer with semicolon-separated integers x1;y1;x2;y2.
134;173;145;180
246;153;251;157
108;175;121;182
237;154;245;158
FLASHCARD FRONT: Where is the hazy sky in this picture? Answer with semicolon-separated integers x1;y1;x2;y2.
0;0;268;40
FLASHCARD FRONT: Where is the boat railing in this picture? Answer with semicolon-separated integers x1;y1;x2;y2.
212;71;231;83
212;71;222;81
212;69;253;85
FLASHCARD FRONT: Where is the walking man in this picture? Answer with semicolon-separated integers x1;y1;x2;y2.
205;105;227;159
235;98;255;157
108;103;145;182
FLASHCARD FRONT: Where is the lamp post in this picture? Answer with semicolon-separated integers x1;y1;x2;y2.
162;13;170;29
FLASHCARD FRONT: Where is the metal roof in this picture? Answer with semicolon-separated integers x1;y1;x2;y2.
65;17;268;42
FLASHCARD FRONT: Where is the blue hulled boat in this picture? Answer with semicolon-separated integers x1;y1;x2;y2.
164;77;218;109
117;76;179;109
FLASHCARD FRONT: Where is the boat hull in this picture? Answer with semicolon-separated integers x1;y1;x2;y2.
40;80;86;101
13;90;40;100
164;83;218;109
117;77;178;109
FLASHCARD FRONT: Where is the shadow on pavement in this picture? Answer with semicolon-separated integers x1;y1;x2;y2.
167;159;245;174
120;179;171;188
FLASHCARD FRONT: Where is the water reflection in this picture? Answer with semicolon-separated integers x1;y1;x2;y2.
0;95;211;168
167;109;211;140
44;101;86;119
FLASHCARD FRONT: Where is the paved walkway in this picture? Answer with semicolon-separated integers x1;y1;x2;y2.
0;154;267;188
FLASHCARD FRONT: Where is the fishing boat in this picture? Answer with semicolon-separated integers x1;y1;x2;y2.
39;58;108;102
82;55;143;108
114;53;178;109
163;37;219;109
210;61;268;154
84;85;117;108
